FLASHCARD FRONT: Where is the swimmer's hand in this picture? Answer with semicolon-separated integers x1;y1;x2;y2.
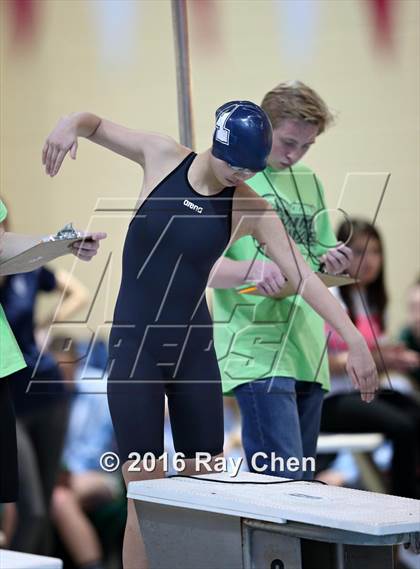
247;259;286;297
346;337;378;403
71;232;107;262
42;116;78;177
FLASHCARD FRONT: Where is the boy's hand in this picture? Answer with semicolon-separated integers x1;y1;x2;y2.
247;259;286;296
320;242;353;274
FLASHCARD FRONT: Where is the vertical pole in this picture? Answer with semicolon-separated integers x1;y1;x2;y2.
171;0;195;149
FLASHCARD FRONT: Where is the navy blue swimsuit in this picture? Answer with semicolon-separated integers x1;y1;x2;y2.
107;152;235;460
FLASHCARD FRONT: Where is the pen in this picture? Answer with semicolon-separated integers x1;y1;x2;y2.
239;286;257;294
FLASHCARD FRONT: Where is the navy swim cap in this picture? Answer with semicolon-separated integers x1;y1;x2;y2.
212;101;272;172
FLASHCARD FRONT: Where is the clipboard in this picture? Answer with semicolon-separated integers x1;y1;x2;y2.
0;223;84;276
237;272;358;300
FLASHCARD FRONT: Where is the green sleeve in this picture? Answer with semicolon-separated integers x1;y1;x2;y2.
0;200;7;223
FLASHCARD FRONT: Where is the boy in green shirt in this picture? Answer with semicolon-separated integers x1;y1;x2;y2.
211;82;352;479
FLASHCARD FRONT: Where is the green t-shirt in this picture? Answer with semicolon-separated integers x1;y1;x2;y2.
0;200;26;378
213;163;337;395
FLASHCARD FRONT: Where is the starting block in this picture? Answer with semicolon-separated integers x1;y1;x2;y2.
128;472;420;569
0;550;62;569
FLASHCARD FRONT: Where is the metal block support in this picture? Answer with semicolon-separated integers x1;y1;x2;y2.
135;502;243;569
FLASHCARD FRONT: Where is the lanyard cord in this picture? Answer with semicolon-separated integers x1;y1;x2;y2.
168;474;327;485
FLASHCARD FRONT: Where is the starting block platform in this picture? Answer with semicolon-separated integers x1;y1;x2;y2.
0;550;62;569
128;472;420;569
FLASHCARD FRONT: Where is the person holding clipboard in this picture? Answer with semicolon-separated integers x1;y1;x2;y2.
0;199;27;506
209;82;354;481
0;197;105;509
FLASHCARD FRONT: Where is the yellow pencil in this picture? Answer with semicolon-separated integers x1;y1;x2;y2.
238;286;257;294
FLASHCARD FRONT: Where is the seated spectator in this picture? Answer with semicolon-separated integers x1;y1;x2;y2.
49;336;124;569
319;219;420;498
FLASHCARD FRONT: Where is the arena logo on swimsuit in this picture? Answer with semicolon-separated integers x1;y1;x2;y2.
183;199;203;214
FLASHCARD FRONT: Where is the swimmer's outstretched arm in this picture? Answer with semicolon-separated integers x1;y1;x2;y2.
42;112;178;176
226;184;378;402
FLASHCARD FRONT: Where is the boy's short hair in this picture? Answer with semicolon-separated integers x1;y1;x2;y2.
261;80;335;134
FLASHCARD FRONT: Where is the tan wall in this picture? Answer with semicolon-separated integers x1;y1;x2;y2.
1;0;419;337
